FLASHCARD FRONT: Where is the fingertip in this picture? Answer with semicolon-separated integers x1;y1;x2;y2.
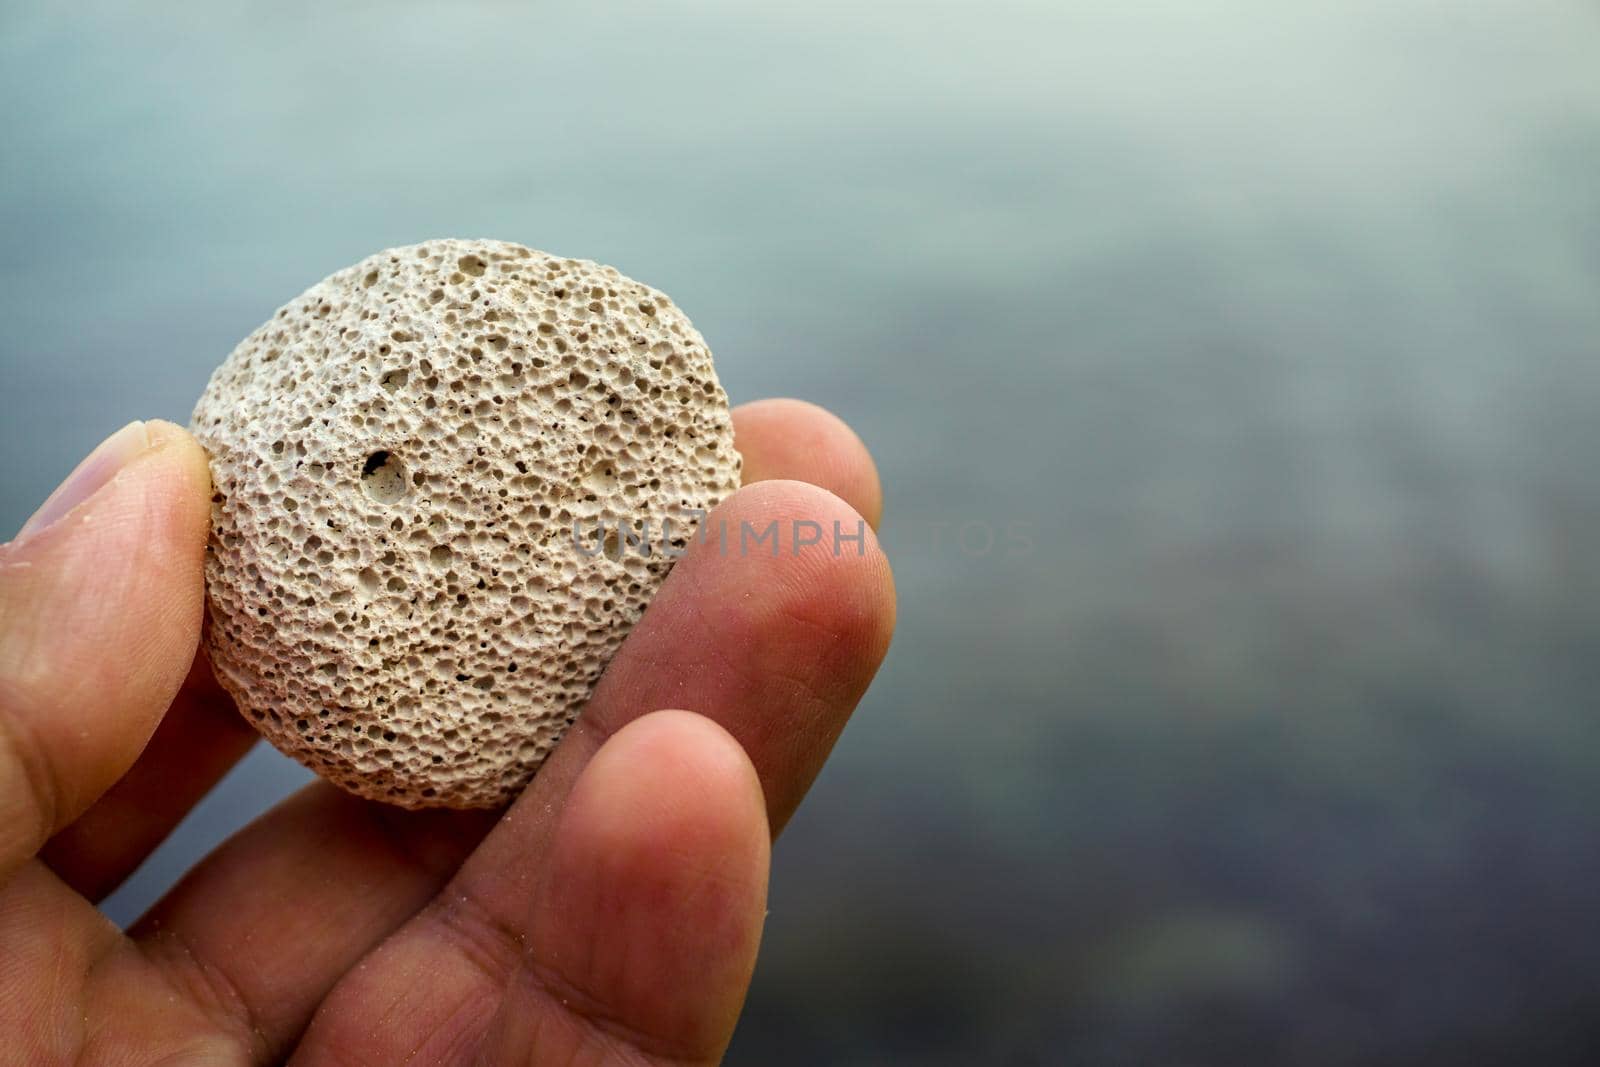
706;478;897;675
578;478;897;831
138;420;214;551
733;398;884;529
531;709;770;1060
144;418;212;481
565;709;769;881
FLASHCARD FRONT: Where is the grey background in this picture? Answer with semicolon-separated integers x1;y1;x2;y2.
4;1;1599;1063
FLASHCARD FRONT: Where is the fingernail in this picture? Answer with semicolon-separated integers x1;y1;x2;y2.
14;421;154;543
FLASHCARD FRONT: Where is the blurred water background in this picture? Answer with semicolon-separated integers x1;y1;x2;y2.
3;1;1599;1063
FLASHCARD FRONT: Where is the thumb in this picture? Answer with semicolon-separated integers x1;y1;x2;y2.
0;419;212;880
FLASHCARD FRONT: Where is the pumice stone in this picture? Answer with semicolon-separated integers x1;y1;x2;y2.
192;239;742;808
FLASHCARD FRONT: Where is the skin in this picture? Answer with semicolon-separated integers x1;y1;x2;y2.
0;398;893;1066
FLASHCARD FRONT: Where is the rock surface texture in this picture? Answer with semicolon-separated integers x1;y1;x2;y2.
193;239;741;808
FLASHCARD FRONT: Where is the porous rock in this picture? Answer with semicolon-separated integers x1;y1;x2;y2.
192;239;741;808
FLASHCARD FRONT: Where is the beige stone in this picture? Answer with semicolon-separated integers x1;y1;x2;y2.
192;239;740;807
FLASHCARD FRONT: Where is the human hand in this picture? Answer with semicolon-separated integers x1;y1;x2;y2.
0;398;893;1065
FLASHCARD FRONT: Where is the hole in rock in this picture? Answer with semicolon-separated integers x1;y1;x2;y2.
360;451;408;504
